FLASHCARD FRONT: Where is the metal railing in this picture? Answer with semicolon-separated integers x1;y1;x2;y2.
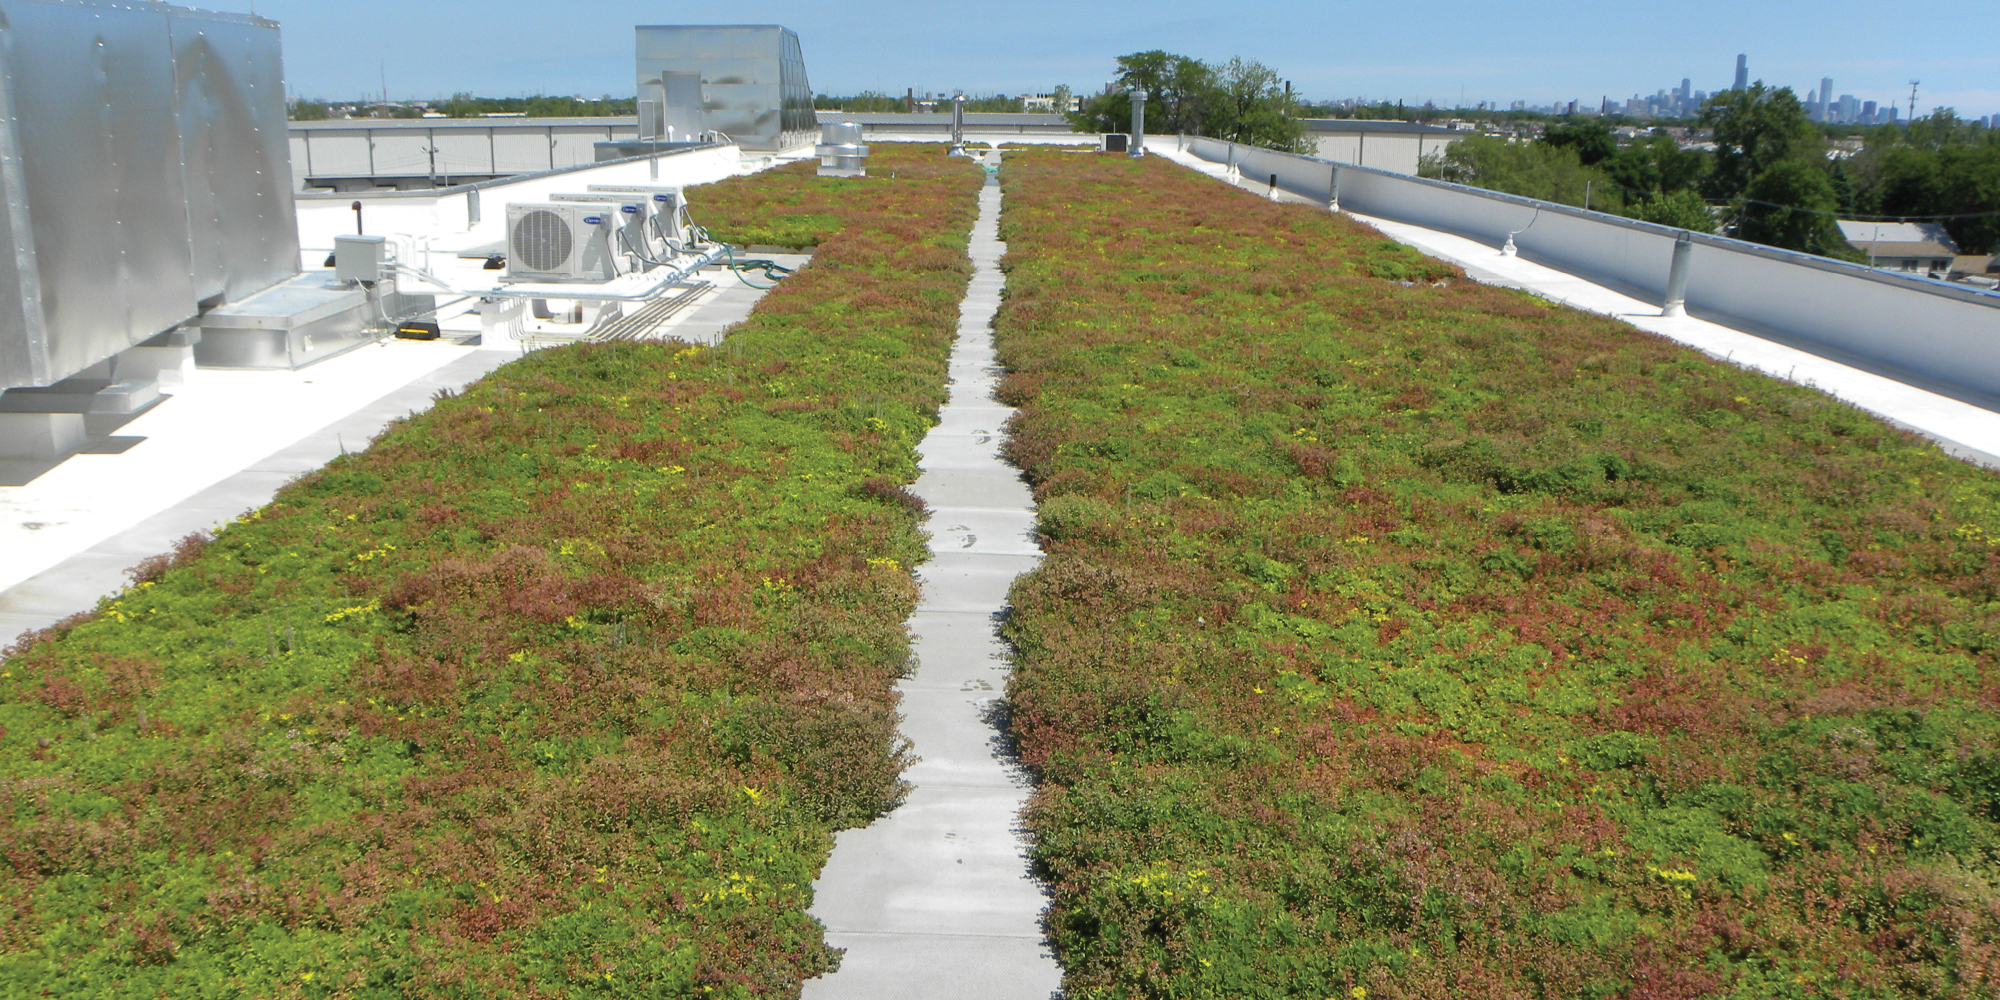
1183;135;2000;403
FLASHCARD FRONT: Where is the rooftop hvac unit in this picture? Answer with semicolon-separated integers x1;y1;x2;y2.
506;203;618;282
587;185;695;249
550;192;657;260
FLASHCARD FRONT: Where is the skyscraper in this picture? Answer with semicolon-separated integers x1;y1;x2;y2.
1817;78;1833;122
1733;54;1748;91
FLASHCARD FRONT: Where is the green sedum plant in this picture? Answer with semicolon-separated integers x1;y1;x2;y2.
997;148;2000;998
0;146;984;998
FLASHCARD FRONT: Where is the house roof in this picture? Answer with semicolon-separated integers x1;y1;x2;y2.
1851;241;1959;259
1837;220;1960;253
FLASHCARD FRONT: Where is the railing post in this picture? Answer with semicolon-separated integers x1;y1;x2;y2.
1662;231;1694;317
1329;164;1341;213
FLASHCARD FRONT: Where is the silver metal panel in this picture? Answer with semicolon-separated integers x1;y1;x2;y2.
551;126;612;171
662;72;705;138
171;13;298;302
493;130;553;174
635;25;814;153
3;0;195;385
287;133;311;190
303;128;375;177
369;131;431;177
0;0;301;391
196;308;367;369
0;30;49;390
432;130;492;180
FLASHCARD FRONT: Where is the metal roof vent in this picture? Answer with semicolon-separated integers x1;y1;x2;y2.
817;121;869;178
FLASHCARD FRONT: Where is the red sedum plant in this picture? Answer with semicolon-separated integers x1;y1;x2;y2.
0;146;983;997
997;149;2000;998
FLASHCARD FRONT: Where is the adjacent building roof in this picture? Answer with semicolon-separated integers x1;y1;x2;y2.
812;111;1071;126
1838;220;1960;256
292;117;639;130
1854;242;1960;260
1300;119;1458;135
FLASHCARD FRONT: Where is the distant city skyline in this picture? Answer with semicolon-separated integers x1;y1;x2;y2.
1313;55;1995;127
237;1;2000;120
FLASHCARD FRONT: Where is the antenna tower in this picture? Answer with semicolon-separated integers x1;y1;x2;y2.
1909;80;1920;120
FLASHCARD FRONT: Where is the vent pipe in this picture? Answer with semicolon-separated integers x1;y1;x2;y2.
817;121;870;178
949;93;968;156
1129;89;1146;157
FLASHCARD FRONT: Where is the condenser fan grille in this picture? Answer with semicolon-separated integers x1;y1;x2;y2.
513;210;574;272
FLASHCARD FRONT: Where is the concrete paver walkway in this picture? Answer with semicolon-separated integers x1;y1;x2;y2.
802;162;1061;999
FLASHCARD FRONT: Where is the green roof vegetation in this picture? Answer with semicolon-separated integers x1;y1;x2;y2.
0;146;984;996
996;148;2000;998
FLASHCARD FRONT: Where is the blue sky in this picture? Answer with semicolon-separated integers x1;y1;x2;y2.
239;0;1999;118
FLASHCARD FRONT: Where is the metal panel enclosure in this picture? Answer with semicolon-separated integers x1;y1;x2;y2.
635;25;814;153
0;0;300;392
171;12;298;303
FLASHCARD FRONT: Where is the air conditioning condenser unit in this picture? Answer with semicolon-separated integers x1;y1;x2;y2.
506;203;618;282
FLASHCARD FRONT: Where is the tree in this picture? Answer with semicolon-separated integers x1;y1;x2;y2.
1210;57;1308;153
1050;84;1073;116
1624;189;1717;233
1933;144;2000;253
1422;134;1623;213
1850;118;2000;253
290;100;331;121
1700;83;1818;200
963;93;1024;113
1903;109;1980;152
1734;159;1857;258
1541;121;1615;166
1070;50;1218;136
1069;51;1307;152
1603;134;1709;197
816;91;905;112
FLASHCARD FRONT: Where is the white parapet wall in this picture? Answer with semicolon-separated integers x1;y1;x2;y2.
290;118;644;191
1183;135;2000;402
294;143;746;260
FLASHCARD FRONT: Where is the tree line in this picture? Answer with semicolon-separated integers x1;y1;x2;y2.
814;93;1029;113
291;94;637;121
816;53;1313;153
1066;51;1310;152
1424;84;2000;260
